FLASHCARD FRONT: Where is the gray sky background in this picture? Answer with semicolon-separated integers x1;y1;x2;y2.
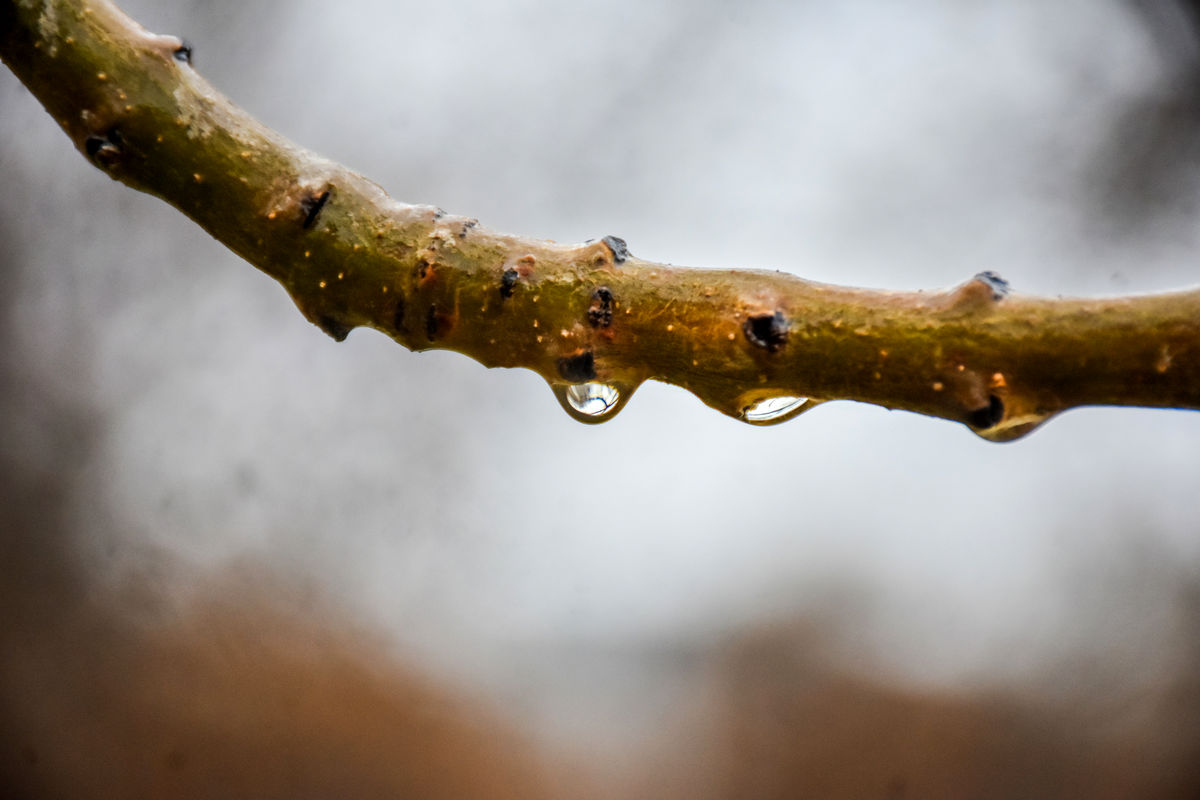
3;0;1200;789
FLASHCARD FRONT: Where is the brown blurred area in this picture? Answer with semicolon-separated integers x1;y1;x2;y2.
674;617;1200;799
3;525;1199;798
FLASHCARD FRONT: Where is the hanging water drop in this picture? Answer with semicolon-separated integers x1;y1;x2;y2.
969;411;1054;443
552;381;637;424
566;382;619;416
740;395;818;426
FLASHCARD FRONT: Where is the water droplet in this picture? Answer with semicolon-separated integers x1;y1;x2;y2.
552;381;635;424
740;395;818;426
564;383;619;417
969;411;1053;443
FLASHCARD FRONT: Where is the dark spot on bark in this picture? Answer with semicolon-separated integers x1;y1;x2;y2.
743;311;789;352
173;40;193;64
425;304;440;341
588;287;614;327
459;219;478;238
84;136;107;158
500;268;519;298
315;314;352;342
557;351;596;382
974;271;1010;301
966;394;1005;429
432;207;446;220
300;189;330;229
601;235;629;264
84;128;122;165
392;295;406;331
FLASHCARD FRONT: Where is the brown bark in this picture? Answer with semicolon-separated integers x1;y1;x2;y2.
3;0;1198;441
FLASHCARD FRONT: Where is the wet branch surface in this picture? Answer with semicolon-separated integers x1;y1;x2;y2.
3;0;1199;441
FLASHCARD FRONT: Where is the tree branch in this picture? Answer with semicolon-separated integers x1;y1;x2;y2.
3;0;1198;441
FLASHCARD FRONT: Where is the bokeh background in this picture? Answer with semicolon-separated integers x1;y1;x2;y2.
3;1;1200;796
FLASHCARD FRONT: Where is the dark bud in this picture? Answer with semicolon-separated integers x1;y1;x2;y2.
743;311;789;352
84;128;122;165
500;268;519;298
974;271;1010;301
315;314;352;342
966;395;1005;429
556;351;597;382
601;235;629;264
300;189;331;230
84;136;108;158
588;286;614;328
173;39;193;64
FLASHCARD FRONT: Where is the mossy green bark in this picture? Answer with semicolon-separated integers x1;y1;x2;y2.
3;0;1199;441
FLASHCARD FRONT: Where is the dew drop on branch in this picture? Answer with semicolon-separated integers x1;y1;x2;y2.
565;383;619;417
552;381;635;424
740;396;816;425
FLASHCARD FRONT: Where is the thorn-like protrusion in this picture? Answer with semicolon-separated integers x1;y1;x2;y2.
601;235;630;264
974;271;1010;301
944;271;1011;313
84;128;122;166
743;311;789;352
173;39;193;64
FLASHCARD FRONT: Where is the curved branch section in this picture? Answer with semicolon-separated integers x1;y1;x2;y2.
3;0;1199;441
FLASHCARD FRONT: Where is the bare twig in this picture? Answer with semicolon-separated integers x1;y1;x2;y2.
3;0;1198;441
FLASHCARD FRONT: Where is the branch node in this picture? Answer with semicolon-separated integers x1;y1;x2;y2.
500;268;519;299
172;39;193;64
315;314;353;342
84;128;122;166
974;271;1011;301
588;287;614;328
743;311;790;352
601;235;629;264
299;188;331;230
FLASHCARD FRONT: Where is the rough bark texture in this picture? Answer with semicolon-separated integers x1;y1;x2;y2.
3;0;1198;441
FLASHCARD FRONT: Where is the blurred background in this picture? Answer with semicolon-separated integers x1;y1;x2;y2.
3;0;1200;796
